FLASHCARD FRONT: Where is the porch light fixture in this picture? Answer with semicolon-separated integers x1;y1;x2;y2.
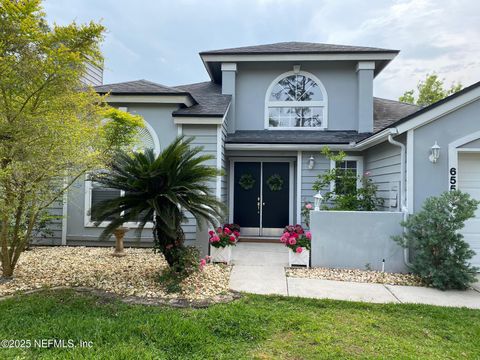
308;155;315;169
314;192;323;211
429;141;441;163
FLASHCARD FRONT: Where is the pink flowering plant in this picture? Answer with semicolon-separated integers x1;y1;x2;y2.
301;202;313;227
279;224;311;253
208;224;240;248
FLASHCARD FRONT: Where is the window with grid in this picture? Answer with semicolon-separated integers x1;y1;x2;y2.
267;72;327;129
334;160;358;195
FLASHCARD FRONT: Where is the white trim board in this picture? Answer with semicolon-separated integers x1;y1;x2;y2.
448;130;480;192
406;129;414;213
201;53;397;63
216;124;222;199
296;151;302;224
106;94;194;106
228;158;295;231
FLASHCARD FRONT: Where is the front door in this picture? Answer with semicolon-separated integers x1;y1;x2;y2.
233;161;290;236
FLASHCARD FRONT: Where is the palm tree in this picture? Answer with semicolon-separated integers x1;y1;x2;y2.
90;136;225;270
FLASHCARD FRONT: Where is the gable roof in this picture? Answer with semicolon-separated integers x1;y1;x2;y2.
200;42;398;55
94;79;188;95
172;81;231;117
373;97;421;132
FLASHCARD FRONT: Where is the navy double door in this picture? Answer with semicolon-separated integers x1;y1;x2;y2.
233;162;290;236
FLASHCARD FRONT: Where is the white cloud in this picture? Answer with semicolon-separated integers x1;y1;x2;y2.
43;0;480;99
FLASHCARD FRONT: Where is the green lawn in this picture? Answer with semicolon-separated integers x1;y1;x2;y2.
0;290;478;359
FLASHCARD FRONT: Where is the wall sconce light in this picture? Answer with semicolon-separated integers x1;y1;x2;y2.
314;192;323;211
308;155;315;169
429;141;441;163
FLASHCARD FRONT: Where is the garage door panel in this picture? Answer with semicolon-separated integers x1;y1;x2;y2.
458;152;480;268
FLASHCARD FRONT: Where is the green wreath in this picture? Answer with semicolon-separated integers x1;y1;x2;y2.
239;173;255;190
267;174;284;191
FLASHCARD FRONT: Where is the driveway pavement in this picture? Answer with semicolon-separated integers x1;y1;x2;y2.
229;243;480;309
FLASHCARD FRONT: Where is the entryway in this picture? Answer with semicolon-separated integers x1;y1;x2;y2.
231;160;293;238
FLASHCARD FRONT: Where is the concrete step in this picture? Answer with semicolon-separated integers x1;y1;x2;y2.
238;236;279;243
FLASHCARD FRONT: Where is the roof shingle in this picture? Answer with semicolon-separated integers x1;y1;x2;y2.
373;97;421;132
94;79;187;95
200;41;399;55
173;81;231;117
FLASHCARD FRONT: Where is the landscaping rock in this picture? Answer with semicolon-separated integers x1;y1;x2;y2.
0;247;231;302
287;267;424;286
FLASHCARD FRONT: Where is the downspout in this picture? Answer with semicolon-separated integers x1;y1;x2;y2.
387;128;411;267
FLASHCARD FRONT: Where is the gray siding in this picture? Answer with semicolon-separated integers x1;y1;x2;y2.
300;152;329;205
183;124;219;242
363;138;404;211
220;121;228;207
32;198;64;245
81;63;103;86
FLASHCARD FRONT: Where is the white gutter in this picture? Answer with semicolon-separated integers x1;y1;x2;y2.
387;128;411;267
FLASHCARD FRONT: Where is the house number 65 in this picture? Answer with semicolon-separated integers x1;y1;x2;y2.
449;167;457;191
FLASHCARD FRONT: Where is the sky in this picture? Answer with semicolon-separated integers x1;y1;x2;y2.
43;0;480;100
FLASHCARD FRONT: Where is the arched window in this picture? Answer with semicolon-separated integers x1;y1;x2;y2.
265;71;327;129
134;122;160;154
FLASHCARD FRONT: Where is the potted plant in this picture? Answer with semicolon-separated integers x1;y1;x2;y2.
208;224;240;264
280;224;311;267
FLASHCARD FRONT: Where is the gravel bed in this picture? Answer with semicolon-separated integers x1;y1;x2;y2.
0;247;231;301
287;267;424;286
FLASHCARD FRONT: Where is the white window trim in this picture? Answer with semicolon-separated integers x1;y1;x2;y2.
329;156;364;192
264;70;328;131
84;108;159;228
84;176;154;229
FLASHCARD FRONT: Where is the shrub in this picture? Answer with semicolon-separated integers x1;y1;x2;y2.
313;148;382;211
393;191;479;290
280;225;311;253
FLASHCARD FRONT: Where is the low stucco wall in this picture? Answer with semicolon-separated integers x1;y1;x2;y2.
310;211;407;273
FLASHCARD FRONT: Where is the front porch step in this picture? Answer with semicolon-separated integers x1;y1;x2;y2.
238;236;279;243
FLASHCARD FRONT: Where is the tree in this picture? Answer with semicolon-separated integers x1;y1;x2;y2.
90;137;225;274
393;191;479;290
399;74;463;106
0;0;142;277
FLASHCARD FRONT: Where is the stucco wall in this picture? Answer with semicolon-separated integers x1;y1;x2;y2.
234;61;359;132
412;99;480;212
310;210;407;273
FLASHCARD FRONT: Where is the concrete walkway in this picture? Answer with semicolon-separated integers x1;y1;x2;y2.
229;243;480;309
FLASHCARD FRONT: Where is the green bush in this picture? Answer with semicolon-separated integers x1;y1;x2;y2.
393;191;479;290
313;147;382;211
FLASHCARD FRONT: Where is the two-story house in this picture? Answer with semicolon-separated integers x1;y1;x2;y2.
45;42;480;266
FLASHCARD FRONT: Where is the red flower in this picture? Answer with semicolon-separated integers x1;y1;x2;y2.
229;235;236;242
224;227;232;235
233;230;240;237
216;227;222;234
208;230;215;236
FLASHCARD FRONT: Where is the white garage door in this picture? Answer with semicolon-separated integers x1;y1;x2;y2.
458;152;480;268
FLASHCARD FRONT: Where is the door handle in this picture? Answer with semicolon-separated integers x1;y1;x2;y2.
257;197;260;214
